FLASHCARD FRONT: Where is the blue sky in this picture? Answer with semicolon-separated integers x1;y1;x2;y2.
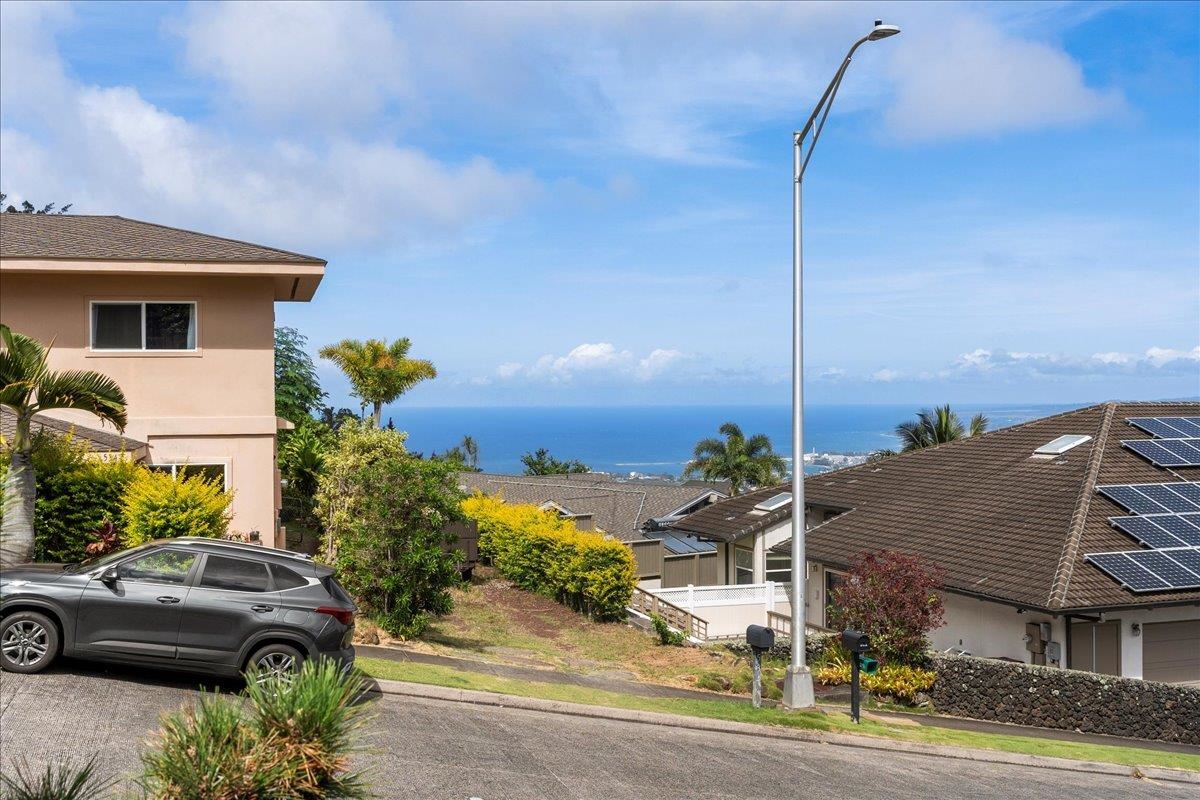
2;1;1197;408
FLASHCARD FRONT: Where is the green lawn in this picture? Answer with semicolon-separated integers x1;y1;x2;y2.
358;657;1200;773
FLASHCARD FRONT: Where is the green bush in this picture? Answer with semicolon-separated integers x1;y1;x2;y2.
138;660;369;800
1;434;141;563
651;613;686;646
0;755;113;800
322;452;465;637
463;494;637;621
813;658;936;705
121;469;232;546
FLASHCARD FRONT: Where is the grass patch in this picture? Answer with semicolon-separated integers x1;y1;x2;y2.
357;657;1200;773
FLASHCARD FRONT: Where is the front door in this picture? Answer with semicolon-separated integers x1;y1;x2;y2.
1071;620;1121;676
75;549;198;660
177;554;280;667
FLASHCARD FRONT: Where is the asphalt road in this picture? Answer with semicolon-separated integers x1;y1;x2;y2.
0;661;1191;800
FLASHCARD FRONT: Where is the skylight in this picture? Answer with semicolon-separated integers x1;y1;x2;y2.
1033;435;1092;456
753;492;792;512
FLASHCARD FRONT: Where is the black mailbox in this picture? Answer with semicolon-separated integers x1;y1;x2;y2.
842;629;871;653
746;624;775;651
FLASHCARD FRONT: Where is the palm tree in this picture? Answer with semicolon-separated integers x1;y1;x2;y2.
894;405;988;452
318;338;437;426
683;422;786;496
0;325;126;566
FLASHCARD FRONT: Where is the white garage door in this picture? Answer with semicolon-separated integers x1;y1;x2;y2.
1143;620;1200;684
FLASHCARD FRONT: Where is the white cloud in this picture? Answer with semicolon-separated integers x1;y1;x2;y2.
0;3;539;252
491;342;701;385
884;12;1125;140
181;1;409;125
870;368;902;383
637;348;686;380
946;346;1200;378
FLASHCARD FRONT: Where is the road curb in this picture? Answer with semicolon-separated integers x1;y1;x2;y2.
367;678;1199;786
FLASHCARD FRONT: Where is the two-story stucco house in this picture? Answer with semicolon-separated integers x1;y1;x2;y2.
0;214;325;546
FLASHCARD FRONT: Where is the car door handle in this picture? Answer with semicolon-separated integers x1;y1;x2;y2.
251;605;274;613
156;596;181;604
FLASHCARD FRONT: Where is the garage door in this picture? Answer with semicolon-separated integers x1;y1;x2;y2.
1143;620;1200;684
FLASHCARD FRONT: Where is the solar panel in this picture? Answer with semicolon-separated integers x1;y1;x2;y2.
1126;416;1200;438
1131;550;1200;588
1096;483;1200;514
1085;552;1171;591
1110;516;1192;549
1123;438;1200;468
1146;513;1200;547
648;532;716;555
1166;547;1200;576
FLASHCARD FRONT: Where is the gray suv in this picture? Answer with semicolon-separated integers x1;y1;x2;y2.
0;537;355;681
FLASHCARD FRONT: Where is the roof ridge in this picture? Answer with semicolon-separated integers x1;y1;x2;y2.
1047;401;1116;609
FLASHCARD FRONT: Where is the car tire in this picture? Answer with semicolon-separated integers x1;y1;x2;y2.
0;610;59;674
246;642;304;685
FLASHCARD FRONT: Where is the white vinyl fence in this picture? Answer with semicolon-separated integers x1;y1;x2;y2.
649;582;793;639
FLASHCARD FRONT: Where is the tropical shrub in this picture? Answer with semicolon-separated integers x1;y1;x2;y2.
138;660;368;799
0;434;141;563
463;494;637;621
651;613;686;646
827;550;946;666
0;755;113;800
323;453;465;637
813;662;937;705
120;469;232;547
313;420;408;559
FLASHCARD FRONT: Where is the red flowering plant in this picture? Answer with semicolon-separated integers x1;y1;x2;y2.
827;550;946;666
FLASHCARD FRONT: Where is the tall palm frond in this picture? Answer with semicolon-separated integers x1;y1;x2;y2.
683;421;786;495
319;337;437;425
894;404;988;453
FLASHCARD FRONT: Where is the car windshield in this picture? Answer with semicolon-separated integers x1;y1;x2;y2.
64;543;154;573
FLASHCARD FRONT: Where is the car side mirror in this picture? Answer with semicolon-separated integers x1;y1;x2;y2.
100;567;119;584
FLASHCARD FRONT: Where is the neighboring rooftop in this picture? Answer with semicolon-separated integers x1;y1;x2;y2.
458;472;726;542
0;408;147;456
0;214;325;265
671;401;1200;613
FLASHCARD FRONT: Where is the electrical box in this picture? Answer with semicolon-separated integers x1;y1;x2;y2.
1045;641;1062;663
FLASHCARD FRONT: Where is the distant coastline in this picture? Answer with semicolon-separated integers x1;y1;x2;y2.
384;402;1083;477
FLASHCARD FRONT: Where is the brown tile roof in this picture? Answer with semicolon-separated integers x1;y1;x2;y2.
672;402;1200;613
458;472;724;542
1;408;146;455
0;215;324;265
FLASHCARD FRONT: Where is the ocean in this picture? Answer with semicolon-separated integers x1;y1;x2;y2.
384;403;1080;478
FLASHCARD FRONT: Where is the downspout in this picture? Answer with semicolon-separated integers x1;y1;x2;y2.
1064;614;1072;670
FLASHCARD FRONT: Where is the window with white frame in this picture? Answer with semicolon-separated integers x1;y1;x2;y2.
91;301;197;350
147;463;227;489
765;552;792;584
734;546;755;585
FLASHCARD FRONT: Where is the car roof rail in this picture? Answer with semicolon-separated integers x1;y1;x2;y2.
166;537;314;561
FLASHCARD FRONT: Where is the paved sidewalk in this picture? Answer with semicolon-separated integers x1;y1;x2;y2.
358;643;1199;756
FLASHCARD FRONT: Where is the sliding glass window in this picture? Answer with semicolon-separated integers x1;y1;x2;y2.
91;302;197;350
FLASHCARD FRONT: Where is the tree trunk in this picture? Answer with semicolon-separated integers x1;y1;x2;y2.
373;401;382;427
0;448;36;566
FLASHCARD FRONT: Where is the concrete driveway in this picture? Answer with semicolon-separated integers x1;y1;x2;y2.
0;660;1190;799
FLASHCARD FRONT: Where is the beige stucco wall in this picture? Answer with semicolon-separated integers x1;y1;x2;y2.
0;271;281;539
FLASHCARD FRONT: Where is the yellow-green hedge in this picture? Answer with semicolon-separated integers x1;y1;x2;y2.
121;469;233;547
462;493;636;621
814;662;937;705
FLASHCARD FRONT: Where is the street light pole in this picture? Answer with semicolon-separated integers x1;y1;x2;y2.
783;19;900;711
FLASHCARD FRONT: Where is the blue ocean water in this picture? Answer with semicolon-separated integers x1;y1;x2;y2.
385;403;1080;477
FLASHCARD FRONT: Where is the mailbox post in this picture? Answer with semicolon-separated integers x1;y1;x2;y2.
746;625;775;709
841;630;877;724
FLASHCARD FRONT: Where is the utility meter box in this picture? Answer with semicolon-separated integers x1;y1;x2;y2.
746;624;775;651
842;629;871;653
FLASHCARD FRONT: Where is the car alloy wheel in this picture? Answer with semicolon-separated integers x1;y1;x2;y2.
1;619;49;668
254;651;298;684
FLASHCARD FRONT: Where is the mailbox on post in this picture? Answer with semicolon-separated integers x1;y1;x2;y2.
842;629;874;724
745;624;775;708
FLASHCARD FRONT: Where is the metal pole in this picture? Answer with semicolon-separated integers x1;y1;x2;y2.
850;652;861;723
751;648;763;708
782;130;815;710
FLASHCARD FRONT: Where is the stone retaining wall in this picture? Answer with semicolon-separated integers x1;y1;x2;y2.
930;654;1200;744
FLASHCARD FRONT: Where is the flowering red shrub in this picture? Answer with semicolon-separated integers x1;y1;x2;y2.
827;550;946;666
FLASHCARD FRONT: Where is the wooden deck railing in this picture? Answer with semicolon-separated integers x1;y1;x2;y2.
766;610;792;637
629;587;709;641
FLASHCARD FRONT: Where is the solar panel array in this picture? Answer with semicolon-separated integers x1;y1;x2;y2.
1126;416;1200;438
1121;416;1200;468
1090;475;1200;592
646;531;717;556
1085;549;1200;592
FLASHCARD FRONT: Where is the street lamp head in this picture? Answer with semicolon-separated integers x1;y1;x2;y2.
868;20;901;41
